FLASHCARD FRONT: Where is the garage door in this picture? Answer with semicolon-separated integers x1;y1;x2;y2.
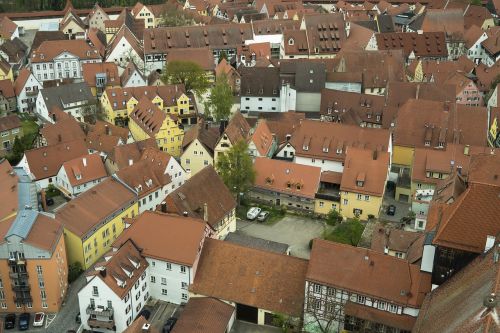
236;303;258;323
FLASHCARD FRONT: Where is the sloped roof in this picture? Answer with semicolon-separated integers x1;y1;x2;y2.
171;297;234;333
108;138;157;170
82;62;119;88
221;111;251;144
61;154;107;187
182;120;220;154
31;39;100;63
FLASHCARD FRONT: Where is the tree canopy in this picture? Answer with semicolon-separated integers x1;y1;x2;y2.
204;74;233;123
159;1;193;27
162;60;210;96
216;140;255;197
0;0;165;12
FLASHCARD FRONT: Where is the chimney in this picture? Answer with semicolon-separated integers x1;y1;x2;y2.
142;323;151;332
161;201;167;213
203;203;208;222
83;157;87;167
52;113;57;122
129;159;133;166
58;134;62;142
105;124;111;135
99;268;107;278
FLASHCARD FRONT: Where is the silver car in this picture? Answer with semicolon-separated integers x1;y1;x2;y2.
246;207;262;220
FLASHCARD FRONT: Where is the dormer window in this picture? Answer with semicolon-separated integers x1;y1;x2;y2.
424;140;431;147
296;184;302;190
286;182;291;188
356;181;364;187
265;177;273;185
336;148;342;154
323;147;329;153
303;145;309;151
376;115;381;121
438;141;445;148
327;107;332;114
288;38;294;45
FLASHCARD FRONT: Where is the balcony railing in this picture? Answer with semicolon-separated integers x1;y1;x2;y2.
87;305;114;317
9;271;29;279
88;318;115;330
12;284;30;292
13;295;32;303
25;90;38;96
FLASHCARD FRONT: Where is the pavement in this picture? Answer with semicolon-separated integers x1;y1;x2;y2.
1;274;85;333
230;320;281;333
237;215;325;259
145;299;179;332
378;189;412;224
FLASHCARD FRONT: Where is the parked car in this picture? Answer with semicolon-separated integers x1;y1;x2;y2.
246;207;262;220
18;313;29;331
46;197;54;206
257;211;269;222
387;205;396;216
4;313;15;329
163;317;178;333
138;309;151;320
33;312;45;327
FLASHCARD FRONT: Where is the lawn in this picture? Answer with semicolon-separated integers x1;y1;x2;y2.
21;119;39;138
323;219;365;246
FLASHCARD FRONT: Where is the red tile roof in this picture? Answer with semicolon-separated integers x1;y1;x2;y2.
344;301;417;331
376;31;448;58
31;39;101;63
308;239;431;307
82;62;119;88
61;154;107;187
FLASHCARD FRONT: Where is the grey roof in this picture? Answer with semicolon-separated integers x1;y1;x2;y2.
224;232;289;254
6;167;39;240
295;62;326;92
40;82;96;111
376;15;395;33
240;67;280;97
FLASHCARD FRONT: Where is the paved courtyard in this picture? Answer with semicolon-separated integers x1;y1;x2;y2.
230;320;281;333
237;215;325;259
379;188;412;224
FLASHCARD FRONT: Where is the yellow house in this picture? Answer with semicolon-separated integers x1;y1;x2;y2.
181;120;220;176
213;111;251;165
128;96;185;156
56;177;138;269
339;147;390;220
101;85;192;126
132;2;161;29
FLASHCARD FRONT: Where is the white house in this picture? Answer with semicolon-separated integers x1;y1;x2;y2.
78;240;150;333
465;27;488;65
105;26;144;74
30;39;101;82
112;211;207;305
56;154;108;198
240;67;281;113
36;82;96;122
14;68;42;113
120;62;147;88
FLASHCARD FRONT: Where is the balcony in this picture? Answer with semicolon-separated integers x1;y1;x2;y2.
88;318;115;330
87;305;114;317
12;284;30;292
315;189;341;202
9;271;28;279
13;295;32;303
25;90;38;96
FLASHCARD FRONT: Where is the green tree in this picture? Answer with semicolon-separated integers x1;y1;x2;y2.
159;1;193;27
325;209;343;226
162;60;210;96
204;74;233;123
216;140;255;203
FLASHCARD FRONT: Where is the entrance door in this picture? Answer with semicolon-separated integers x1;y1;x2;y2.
236;303;258;323
276;198;281;206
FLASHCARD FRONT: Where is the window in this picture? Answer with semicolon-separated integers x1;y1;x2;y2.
161;277;167;285
92;286;99;296
180;266;186;274
166;263;172;271
40;290;47;300
107;300;113;309
42;301;48;308
313;284;321;293
162;289;168;295
343;199;348;205
181;282;188;289
182;293;188;300
364;195;370;201
36;265;43;274
389;304;398;313
378;301;386;310
356;295;366;304
150;276;156;283
357;194;362;200
327;287;335;296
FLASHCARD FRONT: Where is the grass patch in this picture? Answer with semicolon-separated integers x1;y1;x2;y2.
323;219;365;246
21;119;38;138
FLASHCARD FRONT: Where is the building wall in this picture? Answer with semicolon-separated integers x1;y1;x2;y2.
31;54;101;82
214;134;233;166
0;66;13;82
280;84;297;113
128;117;184;157
392;145;414;167
456;82;483;106
295;156;344;173
212;208;237;240
324;81;362;93
314;198;340;215
17;74;41;112
106;38;144;71
296;92;321;112
123;71;147;88
181;139;214;176
248;187;315;212
340;191;383;220
240;96;280;113
147;258;192;304
61;19;85;39
0;125;22;155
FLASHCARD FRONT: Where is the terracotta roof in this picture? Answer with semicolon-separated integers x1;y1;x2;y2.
24;139;88;180
253;157;321;199
250;120;274;156
464;5;494;30
418;57;475;84
421;9;464;40
86;132;122;155
129;96;169;137
0;37;27;64
341;21;376;51
23;213;64;252
104;84;186;111
0;159;17;221
182;120;220;153
370;224;424;264
87;28;107;57
165;166;236;230
376;31;448;58
289;120;390;162
31;39;101;63
481;26;500;57
87;121;129;142
82;62;119;88
171;297;235;333
340;147;390;196
112;211;206;265
0;16;17;40
108;139;157;170
413;242;500;333
411;144;491;184
394;100;488;149
116;148;172;198
464;25;486;49
61;154;107;187
87;239;149;298
320;171;342;184
320;89;388;127
263;112;304;145
0;114;20;132
190;238;308;317
468;152;500;186
56;177;136;237
475;62;500;92
14;68;35;96
221;111;251;144
386;82;457;108
344;301;417;331
308;239;431;307
432;182;500;253
167;48;215;71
